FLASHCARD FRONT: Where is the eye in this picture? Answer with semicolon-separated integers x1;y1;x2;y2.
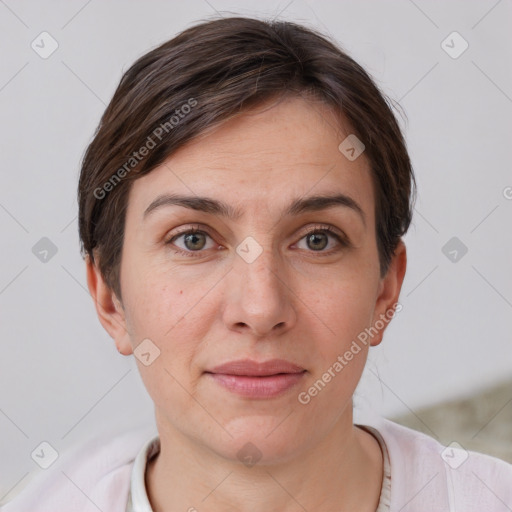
295;226;348;253
165;224;349;258
166;227;216;256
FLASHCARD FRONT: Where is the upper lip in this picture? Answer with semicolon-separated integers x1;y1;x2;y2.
207;359;305;376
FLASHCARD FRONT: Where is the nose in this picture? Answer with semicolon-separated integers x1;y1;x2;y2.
222;244;297;338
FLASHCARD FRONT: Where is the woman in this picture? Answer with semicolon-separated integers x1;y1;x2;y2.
5;15;511;512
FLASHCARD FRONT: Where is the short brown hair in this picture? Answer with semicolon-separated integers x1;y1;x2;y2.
78;16;415;300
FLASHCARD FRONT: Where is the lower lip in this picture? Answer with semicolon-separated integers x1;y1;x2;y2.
207;372;306;398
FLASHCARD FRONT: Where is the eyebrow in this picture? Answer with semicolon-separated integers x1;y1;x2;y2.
143;192;366;226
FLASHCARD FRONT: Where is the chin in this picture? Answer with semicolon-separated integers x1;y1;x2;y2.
213;415;309;466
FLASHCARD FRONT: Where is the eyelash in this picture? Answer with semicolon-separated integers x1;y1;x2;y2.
165;224;350;258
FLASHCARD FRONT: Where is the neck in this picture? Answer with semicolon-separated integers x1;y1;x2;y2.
145;408;383;512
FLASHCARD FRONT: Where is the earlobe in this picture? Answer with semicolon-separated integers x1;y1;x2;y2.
370;241;407;347
85;255;133;356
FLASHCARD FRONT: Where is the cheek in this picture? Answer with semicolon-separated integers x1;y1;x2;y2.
297;285;374;411
300;274;378;395
121;251;181;328
121;261;216;371
308;276;377;341
122;269;209;414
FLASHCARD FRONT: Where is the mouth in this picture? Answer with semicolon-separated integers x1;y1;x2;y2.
204;359;306;399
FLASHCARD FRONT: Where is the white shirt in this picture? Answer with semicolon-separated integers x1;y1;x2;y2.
3;417;511;511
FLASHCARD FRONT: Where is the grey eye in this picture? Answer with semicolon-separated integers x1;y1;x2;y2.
183;232;207;250
306;232;329;251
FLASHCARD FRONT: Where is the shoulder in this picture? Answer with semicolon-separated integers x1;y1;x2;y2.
360;417;512;512
1;426;155;512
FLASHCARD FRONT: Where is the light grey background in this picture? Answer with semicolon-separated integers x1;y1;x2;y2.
1;0;511;503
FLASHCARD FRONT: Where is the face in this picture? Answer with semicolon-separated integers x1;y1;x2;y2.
89;95;405;464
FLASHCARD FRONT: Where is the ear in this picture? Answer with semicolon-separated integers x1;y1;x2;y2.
85;255;133;355
369;240;407;347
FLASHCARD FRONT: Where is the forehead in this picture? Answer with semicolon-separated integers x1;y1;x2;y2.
127;96;375;222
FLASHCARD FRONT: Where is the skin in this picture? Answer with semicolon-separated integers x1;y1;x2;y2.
87;95;407;512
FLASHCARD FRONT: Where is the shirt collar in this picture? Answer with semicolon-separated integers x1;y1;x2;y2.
127;427;390;512
127;434;160;512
